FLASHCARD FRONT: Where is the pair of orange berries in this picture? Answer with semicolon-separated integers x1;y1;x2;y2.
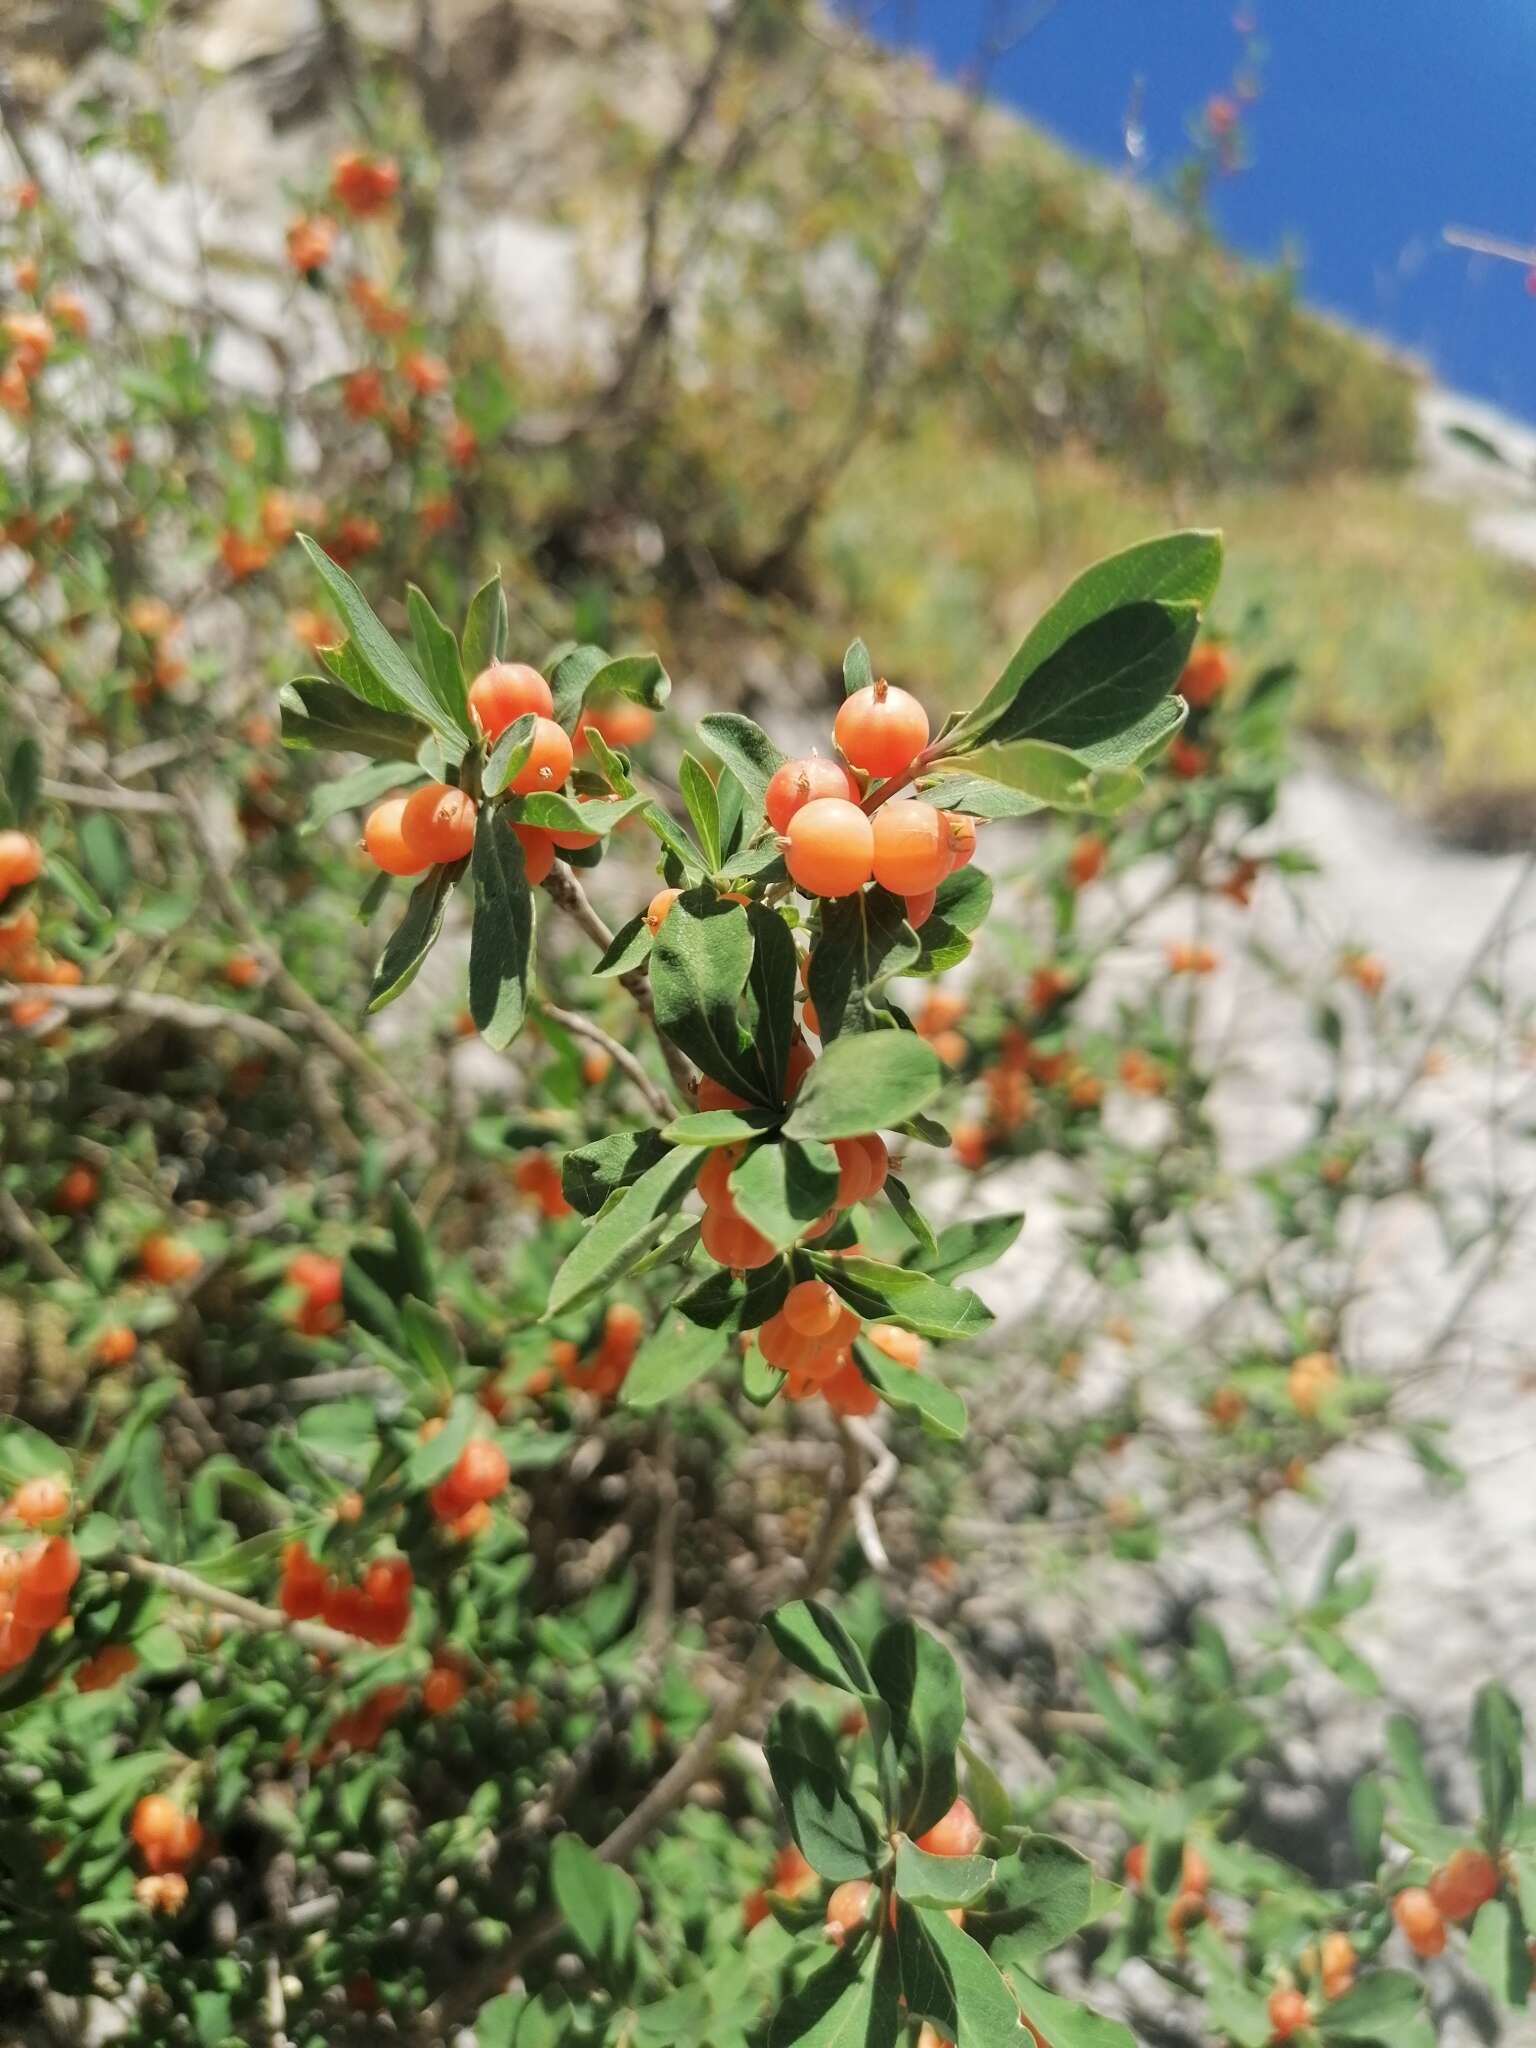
138;1233;201;1286
553;1302;645;1399
286;1250;344;1336
695;1130;884;1274
429;1437;510;1524
1394;1847;1499;1957
363;662;579;883
278;1542;413;1645
131;1794;203;1876
514;1150;572;1220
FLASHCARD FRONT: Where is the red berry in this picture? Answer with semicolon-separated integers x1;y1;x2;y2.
400;782;476;865
915;1797;982;1857
834;681;930;780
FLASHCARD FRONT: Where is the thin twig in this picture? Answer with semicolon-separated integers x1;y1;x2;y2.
111;1553;363;1660
0;1184;72;1282
542;1002;675;1124
542;865;695;1104
39;778;179;816
173;776;434;1138
0;980;300;1057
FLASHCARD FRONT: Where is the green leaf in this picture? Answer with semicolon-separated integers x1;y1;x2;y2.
1384;1713;1440;1821
678;754;722;872
588;651;670;712
807;890;920;1043
894;1838;995;1908
592;912;653;978
883;1175;938;1256
1464;1900;1534;2012
765;1703;885;1882
298;535;470;748
746;904;799;1102
561;1131;675;1217
843;639;874;695
301;759;422;835
1472;1682;1525;1846
917;774;1055;821
468;808;536;1049
649;891;766;1101
549;645;612;733
784;1032;942;1142
855;1345;967;1440
400;1299;462;1400
869;1620;964;1836
978;1835;1096;1963
505;792;650;837
767;1939;900;2048
622;1312;729;1410
405;1396;476;1485
968;600;1198;756
279;678;425;762
461;571;508;677
1077;693;1189;769
662;1109;782;1145
1008;1969;1136;2048
368;862;459;1011
79;1381;178;1503
893;1901;1025;2045
407;585;471;737
952;529;1222;749
813;1255;992;1341
697;712;785;820
959;737;1144;817
916;1214;1024;1284
1316;1970;1425;2042
766;1600;876;1696
549;1834;640;1980
730;1139;840;1252
75;815;126;910
6;736;40;825
546;1147;703;1319
1348;1776;1385;1870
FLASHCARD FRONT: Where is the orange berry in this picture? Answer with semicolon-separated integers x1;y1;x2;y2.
824;1880;874;1945
422;1664;465;1716
512;824;556;885
1180;644;1232;709
1124;1843;1146;1888
784;798;873;899
223;950;262;989
697;1143;744;1208
904;889;936;930
506;717;573;797
468;661;553;739
287;1251;343;1308
646;887;682;935
858;1133;888;1199
138;1234;200;1286
76;1643;137;1693
765;756;859;834
602;1303;644;1357
331;150;400;218
871;801;950;897
697;1075;748;1112
0;831;42;897
699;1206;776;1270
1180;1844;1210;1896
401;782;477;865
402;350;448;396
1267;1987;1308;2041
831;1137;872;1208
364;795;432;877
1393;1887;1445;1957
869;1324;921;1369
54;1165;98;1213
821;1358;877;1416
785;1038;816;1099
580;1048;613;1086
742;1887;769;1931
440;1437;510;1513
782;1279;840;1338
1430;1848;1499;1923
285;215;335;274
1320;1931;1355;2000
916;1797;982;1858
9;1476;68;1526
951;1122;988;1169
834;681;930;780
94;1325;137;1368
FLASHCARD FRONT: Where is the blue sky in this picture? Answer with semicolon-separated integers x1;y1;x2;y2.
845;1;1536;420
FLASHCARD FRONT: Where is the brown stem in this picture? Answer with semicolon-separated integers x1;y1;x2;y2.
541;865;696;1107
111;1553;361;1660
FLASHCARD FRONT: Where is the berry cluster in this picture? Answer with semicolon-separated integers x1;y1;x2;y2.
0;1475;77;1672
278;1542;413;1644
364;661;583;885
766;681;975;915
1393;1846;1499;1957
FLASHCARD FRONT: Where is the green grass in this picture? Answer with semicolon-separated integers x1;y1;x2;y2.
811;419;1536;810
